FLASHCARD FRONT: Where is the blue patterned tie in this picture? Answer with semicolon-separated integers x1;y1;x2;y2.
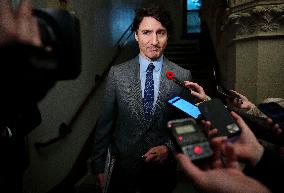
144;63;155;120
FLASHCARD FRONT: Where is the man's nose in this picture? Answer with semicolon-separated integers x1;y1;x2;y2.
150;34;158;45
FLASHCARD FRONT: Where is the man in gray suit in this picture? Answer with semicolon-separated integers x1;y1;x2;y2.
93;6;191;193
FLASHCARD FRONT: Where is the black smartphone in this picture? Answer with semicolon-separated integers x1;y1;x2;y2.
168;118;213;161
198;98;241;138
217;85;242;103
257;102;284;130
168;96;201;119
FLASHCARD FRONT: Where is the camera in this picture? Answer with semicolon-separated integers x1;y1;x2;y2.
0;6;81;192
0;8;81;136
33;8;81;80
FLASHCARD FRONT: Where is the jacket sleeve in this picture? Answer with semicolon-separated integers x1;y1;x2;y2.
91;67;117;174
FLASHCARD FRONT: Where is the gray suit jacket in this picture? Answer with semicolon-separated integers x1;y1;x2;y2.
93;56;191;174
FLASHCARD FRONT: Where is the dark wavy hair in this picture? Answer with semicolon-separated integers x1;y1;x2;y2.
131;6;172;34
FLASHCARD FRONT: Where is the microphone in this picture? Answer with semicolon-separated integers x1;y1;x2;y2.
166;71;189;90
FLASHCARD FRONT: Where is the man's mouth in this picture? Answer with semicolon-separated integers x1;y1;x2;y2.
148;47;159;52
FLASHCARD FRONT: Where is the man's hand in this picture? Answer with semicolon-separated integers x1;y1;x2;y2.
229;112;264;166
0;0;41;46
143;145;169;163
201;111;264;167
228;90;256;110
95;173;105;191
184;81;207;102
266;117;283;141
176;143;271;193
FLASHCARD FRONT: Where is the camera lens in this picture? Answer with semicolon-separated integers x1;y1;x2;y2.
33;8;81;80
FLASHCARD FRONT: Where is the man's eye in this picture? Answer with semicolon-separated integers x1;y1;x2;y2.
142;31;151;35
157;31;166;36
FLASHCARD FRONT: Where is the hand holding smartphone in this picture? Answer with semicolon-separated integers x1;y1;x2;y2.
257;102;284;130
217;85;242;103
198;98;241;138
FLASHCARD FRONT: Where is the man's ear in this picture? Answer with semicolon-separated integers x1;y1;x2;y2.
134;32;138;42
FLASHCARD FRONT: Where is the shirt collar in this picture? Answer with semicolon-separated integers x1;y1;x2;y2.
139;54;163;73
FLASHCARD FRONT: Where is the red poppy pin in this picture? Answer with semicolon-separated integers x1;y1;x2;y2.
166;71;175;80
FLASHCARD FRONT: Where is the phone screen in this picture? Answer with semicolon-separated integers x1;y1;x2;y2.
168;96;201;119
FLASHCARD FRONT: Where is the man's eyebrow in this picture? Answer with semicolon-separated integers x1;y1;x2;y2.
157;29;167;32
140;29;152;32
140;29;166;32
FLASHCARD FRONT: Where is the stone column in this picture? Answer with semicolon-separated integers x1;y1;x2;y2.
224;0;284;103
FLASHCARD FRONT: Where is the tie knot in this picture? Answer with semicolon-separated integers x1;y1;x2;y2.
147;63;155;72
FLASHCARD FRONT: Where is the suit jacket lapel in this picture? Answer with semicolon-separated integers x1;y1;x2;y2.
127;58;148;127
153;58;177;121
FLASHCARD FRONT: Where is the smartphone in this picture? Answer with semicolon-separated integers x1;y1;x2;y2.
257;102;284;130
217;85;242;103
168;118;213;161
168;96;201;119
198;98;241;138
